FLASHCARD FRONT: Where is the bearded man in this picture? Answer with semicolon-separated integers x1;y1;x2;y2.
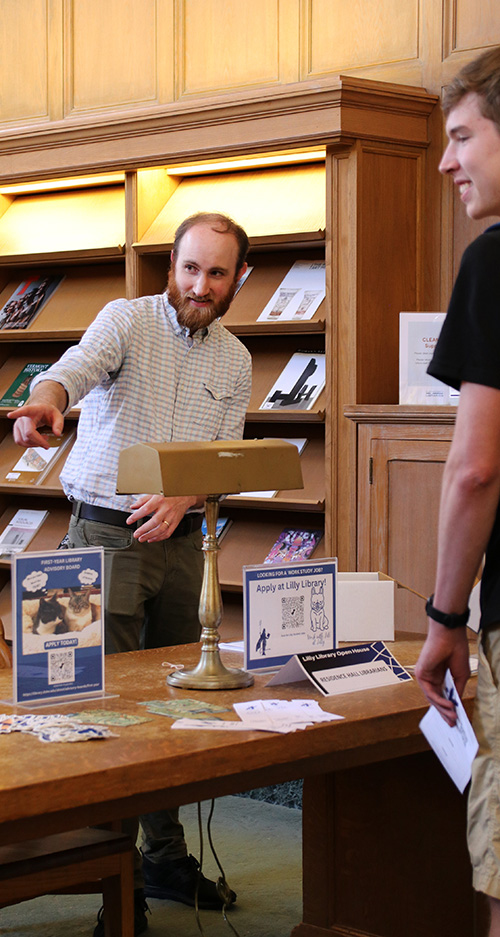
10;211;251;935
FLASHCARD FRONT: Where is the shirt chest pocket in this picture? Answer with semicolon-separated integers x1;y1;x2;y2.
190;380;235;436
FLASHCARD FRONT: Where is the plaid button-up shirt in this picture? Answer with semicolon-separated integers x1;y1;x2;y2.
33;295;252;510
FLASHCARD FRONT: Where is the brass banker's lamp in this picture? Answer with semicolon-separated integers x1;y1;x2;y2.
117;439;303;690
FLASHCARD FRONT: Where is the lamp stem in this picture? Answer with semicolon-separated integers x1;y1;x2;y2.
166;495;254;689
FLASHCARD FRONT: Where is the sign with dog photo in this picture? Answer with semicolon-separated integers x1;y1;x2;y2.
12;547;104;704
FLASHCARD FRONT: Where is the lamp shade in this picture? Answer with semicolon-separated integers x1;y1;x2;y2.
116;438;303;497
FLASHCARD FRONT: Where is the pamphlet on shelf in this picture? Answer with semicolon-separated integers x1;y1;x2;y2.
267;641;412;695
263;528;323;564
1;428;75;486
399;312;459;404
257;261;326;323
260;352;325;411
12;547;105;705
201;516;233;542
243;558;336;673
0;509;48;558
0;363;52;408
0;275;64;331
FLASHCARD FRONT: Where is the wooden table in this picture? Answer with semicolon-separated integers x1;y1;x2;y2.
0;640;482;937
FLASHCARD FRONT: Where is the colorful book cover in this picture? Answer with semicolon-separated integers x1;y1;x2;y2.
0;362;52;408
263;528;323;564
201;516;233;542
0;274;64;331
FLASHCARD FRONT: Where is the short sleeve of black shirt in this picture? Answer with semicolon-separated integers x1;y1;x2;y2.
428;223;500;392
428;223;500;630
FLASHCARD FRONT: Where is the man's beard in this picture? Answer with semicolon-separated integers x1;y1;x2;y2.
167;267;238;333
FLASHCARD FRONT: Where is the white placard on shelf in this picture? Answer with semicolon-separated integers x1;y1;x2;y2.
399;312;459;405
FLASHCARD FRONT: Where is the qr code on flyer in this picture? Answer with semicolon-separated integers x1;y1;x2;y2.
48;648;75;685
281;595;304;631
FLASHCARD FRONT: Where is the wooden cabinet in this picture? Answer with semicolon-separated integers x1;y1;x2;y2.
345;405;456;633
0;78;439;635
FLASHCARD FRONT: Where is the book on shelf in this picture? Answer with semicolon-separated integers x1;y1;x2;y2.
260;352;326;411
0;508;48;558
232;438;307;499
201;516;233;542
0;274;64;331
1;428;75;486
257;260;326;323
263;527;324;565
0;362;52;408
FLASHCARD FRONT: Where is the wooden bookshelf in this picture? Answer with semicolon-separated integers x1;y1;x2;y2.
0;78;439;637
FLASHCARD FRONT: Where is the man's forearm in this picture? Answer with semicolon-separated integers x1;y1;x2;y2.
28;379;68;413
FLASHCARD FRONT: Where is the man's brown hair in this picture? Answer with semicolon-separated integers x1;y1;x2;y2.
443;46;500;131
172;212;249;274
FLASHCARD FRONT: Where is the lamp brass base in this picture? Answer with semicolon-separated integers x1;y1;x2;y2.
166;647;254;690
167;494;254;690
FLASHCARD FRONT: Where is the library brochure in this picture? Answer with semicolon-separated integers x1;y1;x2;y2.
243;558;336;673
0;509;48;557
12;547;104;704
268;641;412;696
0;274;64;331
260;352;326;411
263;528;323;564
399;312;459;405
257;261;326;323
420;669;478;793
2;428;75;486
0;362;51;408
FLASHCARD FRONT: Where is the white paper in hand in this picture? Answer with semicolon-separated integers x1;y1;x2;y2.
419;669;478;793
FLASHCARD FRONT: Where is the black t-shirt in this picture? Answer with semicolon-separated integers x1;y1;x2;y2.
428;223;500;628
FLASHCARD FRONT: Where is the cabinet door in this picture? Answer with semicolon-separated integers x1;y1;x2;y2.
368;437;451;633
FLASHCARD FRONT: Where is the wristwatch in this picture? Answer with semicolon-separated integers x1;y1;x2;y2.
425;594;470;629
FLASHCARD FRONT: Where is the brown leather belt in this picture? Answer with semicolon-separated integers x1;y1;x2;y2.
71;501;203;538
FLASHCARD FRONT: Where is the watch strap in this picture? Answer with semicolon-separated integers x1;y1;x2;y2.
425;594;470;629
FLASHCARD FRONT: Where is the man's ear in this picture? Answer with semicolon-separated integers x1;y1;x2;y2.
236;262;248;282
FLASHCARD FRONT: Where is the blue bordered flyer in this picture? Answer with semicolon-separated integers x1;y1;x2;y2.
12;547;104;704
243;558;337;673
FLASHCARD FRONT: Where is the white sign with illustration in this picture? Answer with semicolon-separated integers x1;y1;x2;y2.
243;558;336;673
12;547;104;704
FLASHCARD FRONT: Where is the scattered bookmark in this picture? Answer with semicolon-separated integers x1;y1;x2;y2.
67;709;151;726
0;713;117;743
139;698;230;717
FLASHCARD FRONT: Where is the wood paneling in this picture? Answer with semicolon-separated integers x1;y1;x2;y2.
0;0;51;125
305;0;419;78
444;0;500;58
177;0;299;96
65;0;174;115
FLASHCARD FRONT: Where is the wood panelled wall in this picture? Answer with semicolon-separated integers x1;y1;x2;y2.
1;0;500;293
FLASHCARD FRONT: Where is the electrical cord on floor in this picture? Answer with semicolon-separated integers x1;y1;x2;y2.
194;799;241;937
